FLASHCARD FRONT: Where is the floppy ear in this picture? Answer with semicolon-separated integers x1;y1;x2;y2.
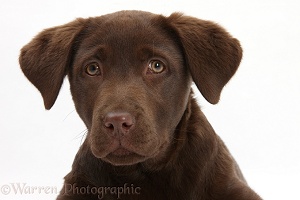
19;18;86;109
167;13;243;104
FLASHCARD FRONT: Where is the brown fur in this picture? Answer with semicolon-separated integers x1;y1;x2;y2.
19;10;261;200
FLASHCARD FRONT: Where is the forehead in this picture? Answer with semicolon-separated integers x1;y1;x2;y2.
77;11;181;57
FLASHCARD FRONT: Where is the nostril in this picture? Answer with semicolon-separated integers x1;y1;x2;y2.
104;122;114;130
122;121;133;130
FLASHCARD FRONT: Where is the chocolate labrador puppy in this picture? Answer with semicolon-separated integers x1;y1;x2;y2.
20;10;261;200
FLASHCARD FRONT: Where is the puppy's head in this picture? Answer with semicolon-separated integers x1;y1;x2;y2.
20;11;242;166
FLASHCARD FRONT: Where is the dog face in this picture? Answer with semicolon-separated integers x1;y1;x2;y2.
20;11;242;166
69;12;192;165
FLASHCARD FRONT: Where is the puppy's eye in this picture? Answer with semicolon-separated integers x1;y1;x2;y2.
148;60;165;74
85;63;101;76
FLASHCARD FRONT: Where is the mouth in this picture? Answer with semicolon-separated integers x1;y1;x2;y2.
111;147;135;156
103;148;148;166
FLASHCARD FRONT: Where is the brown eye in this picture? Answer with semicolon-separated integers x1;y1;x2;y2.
148;60;165;74
85;63;101;76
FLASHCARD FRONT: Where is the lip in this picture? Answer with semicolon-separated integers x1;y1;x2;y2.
104;148;148;166
111;147;135;156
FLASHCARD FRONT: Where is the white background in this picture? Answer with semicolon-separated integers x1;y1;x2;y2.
0;0;299;199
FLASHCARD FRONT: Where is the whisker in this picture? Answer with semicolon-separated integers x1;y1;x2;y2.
79;130;88;145
72;129;88;144
63;109;76;121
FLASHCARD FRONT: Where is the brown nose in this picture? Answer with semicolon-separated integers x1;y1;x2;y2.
104;112;134;135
